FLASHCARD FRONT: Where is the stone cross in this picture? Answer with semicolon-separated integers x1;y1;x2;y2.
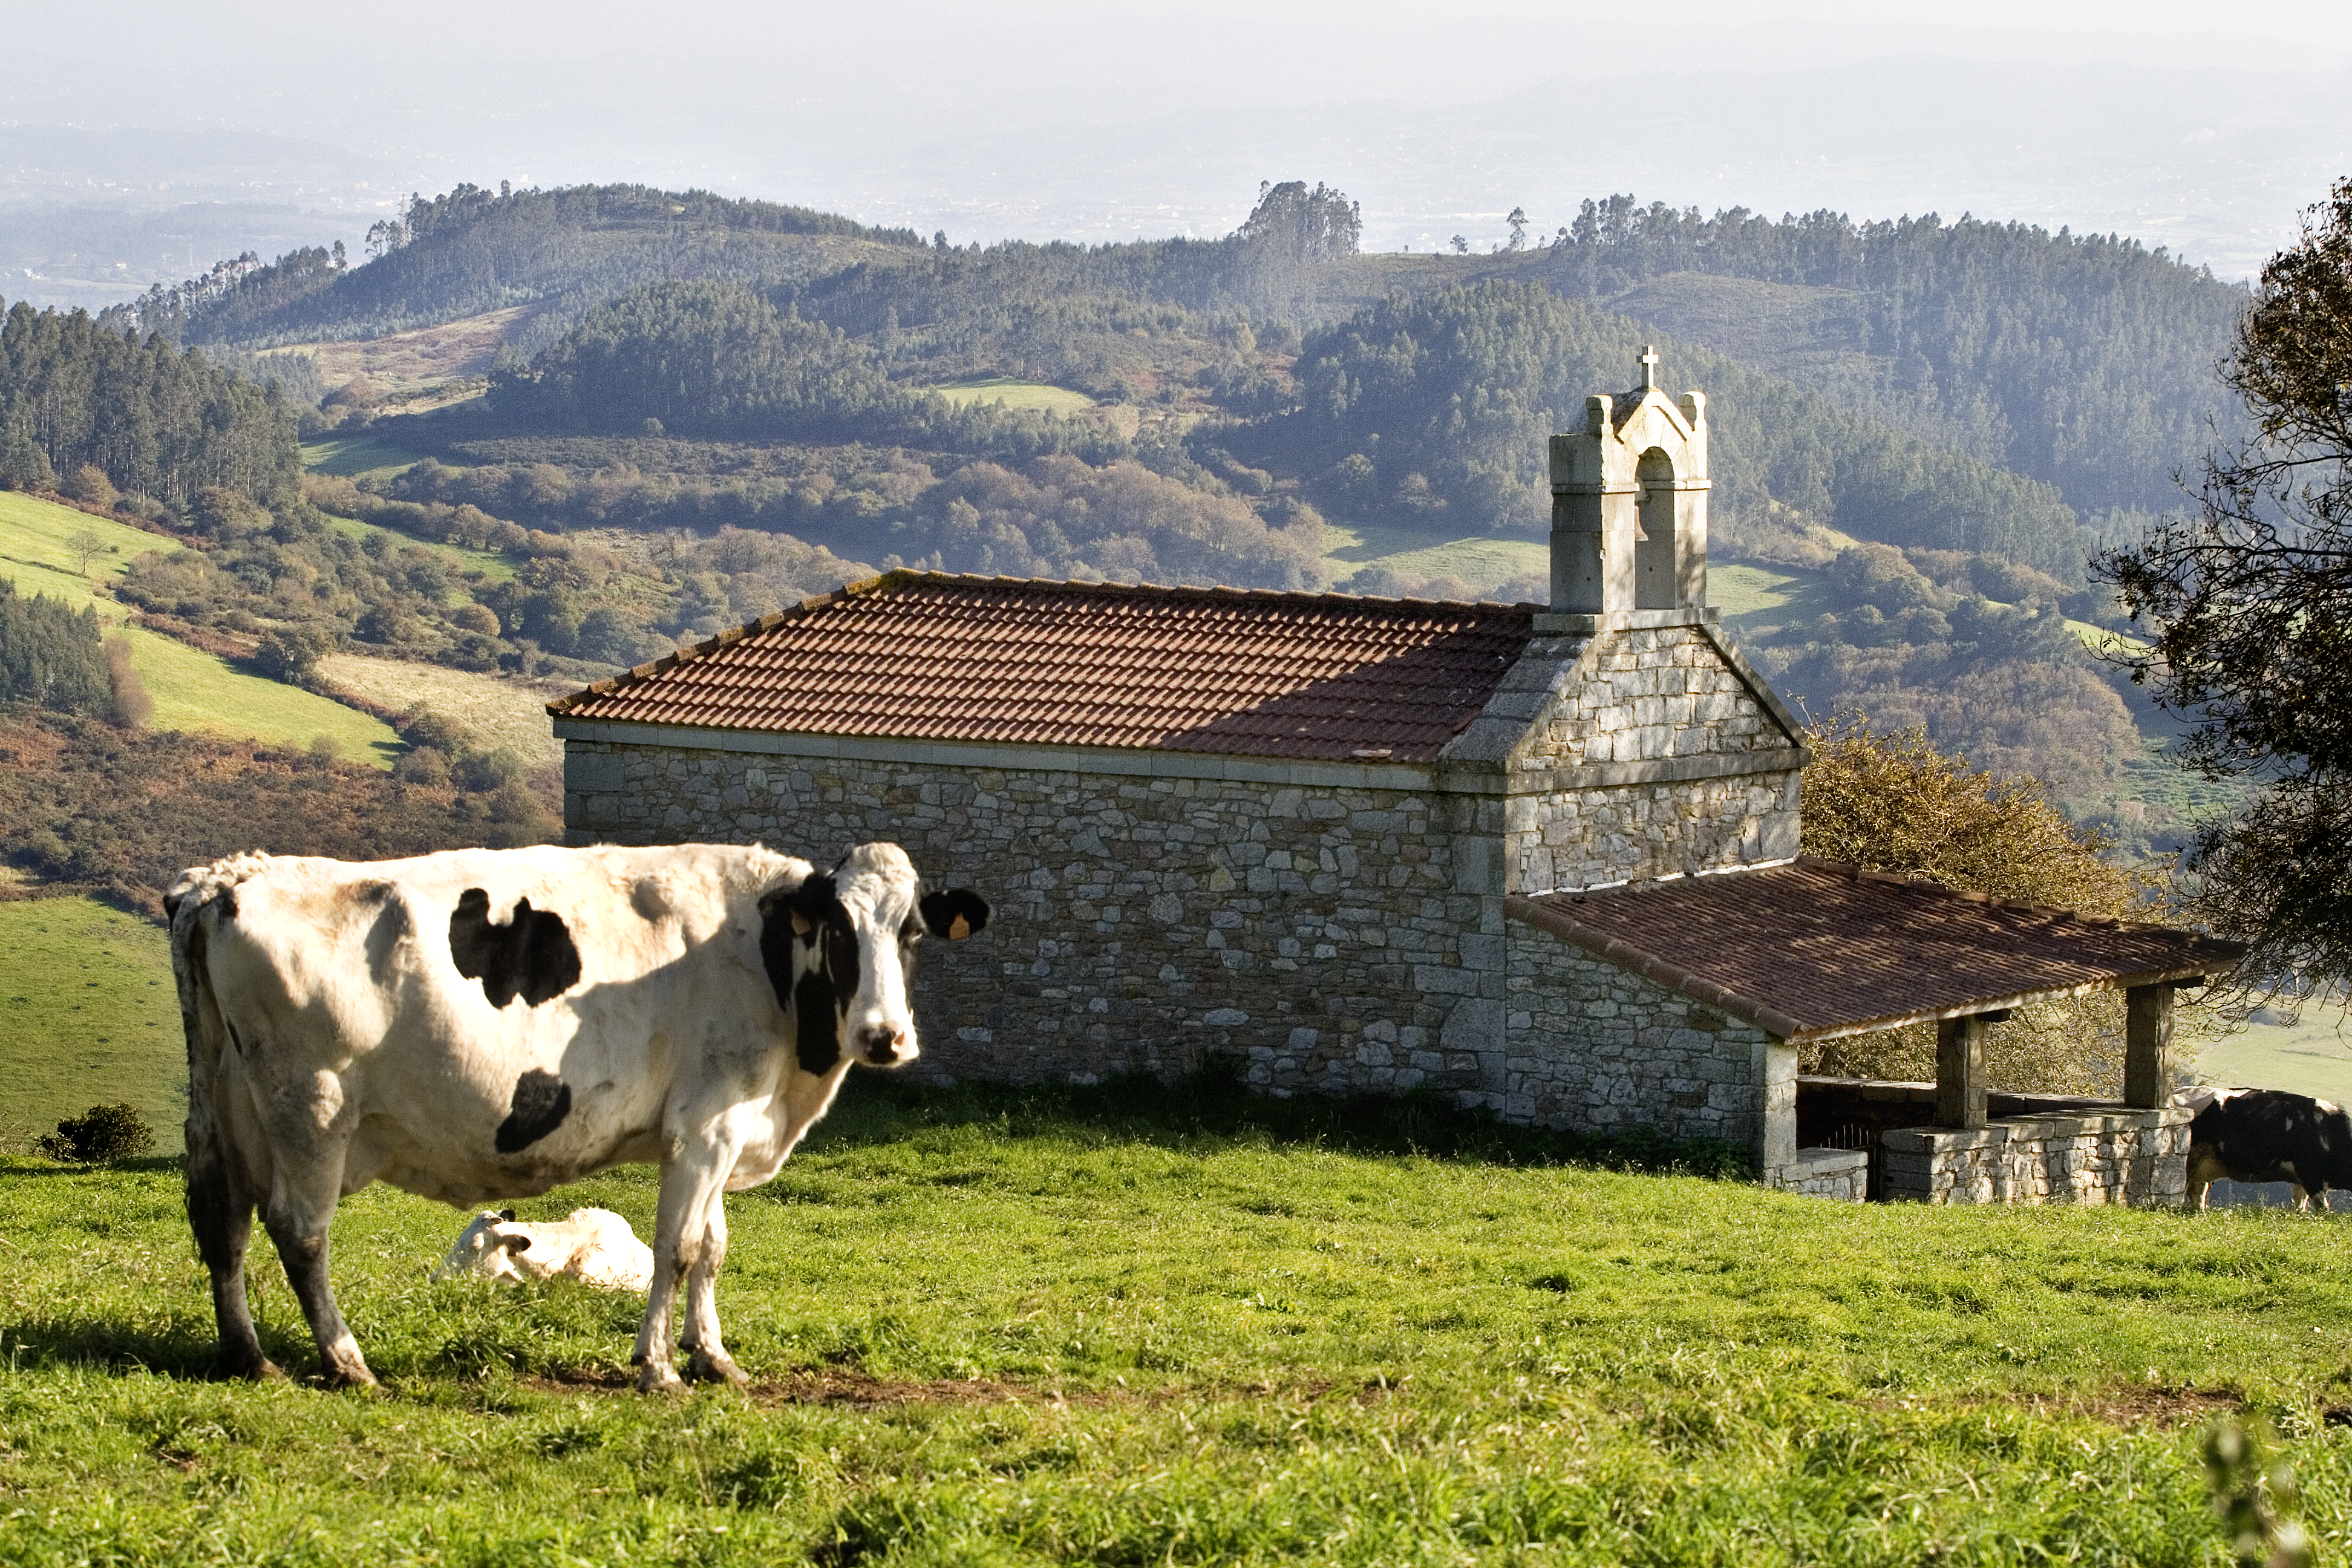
1639;345;1660;390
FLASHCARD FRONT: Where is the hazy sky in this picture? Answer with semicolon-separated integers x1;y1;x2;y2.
7;0;2351;279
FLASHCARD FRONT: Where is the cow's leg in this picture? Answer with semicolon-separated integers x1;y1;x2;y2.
261;1157;373;1389
185;1129;278;1380
636;1135;731;1393
681;1187;747;1387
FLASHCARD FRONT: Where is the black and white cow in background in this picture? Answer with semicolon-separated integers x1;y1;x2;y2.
2178;1086;2352;1210
167;840;988;1391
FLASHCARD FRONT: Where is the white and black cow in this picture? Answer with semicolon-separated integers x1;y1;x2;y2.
2179;1086;2352;1210
166;840;987;1391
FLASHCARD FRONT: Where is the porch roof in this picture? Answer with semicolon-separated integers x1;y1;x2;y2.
1504;857;2245;1044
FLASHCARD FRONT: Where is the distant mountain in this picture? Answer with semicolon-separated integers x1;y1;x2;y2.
116;183;930;351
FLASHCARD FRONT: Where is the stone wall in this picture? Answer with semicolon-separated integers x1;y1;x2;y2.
564;735;1512;1098
1502;918;1795;1174
1519;625;1791;773
1444;616;1805;895
1880;1108;2192;1206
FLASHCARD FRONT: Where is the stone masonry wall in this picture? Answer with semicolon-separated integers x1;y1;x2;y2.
1519;626;1789;773
1881;1109;2192;1206
1503;919;1794;1169
1506;773;1802;901
1469;622;1803;893
566;740;1515;1100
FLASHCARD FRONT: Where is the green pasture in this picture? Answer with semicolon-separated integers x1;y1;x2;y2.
3;1077;2350;1564
1323;522;1546;598
2192;1012;2352;1105
318;511;520;584
299;435;425;479
921;377;1099;416
0;491;400;765
0;898;182;1155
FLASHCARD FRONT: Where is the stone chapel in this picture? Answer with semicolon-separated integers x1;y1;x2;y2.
550;352;2239;1204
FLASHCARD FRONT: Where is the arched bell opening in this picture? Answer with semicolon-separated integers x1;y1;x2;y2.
1635;447;1678;610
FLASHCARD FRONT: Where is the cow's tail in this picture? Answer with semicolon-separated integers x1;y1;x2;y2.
167;854;270;1197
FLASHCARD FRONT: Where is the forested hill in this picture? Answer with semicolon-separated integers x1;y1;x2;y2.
0;299;299;506
1519;199;2249;517
1250;281;2086;581
103;184;930;351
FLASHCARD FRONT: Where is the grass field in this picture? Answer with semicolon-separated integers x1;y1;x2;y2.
2192;1012;2352;1104
0;898;182;1156
0;492;402;765
316;652;569;771
1322;523;1546;597
1;1078;2348;1564
316;511;520;584
300;435;426;479
923;377;1099;416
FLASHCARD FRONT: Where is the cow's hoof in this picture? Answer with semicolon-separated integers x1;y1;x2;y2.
219;1354;285;1383
321;1366;380;1393
685;1348;750;1388
636;1362;686;1394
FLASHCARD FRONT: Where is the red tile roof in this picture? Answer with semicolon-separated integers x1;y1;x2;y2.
550;572;1540;762
1506;858;2245;1042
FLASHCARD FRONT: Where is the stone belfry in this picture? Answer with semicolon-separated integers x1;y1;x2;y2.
1547;346;1710;615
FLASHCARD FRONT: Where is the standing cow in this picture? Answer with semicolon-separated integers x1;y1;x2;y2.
2180;1086;2352;1210
167;840;987;1391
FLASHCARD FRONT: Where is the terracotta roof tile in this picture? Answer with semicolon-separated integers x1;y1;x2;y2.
551;572;1539;762
1506;858;2246;1042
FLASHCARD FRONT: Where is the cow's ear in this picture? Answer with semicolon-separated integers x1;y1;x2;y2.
921;888;991;940
498;1208;515;1222
503;1233;533;1253
789;874;840;941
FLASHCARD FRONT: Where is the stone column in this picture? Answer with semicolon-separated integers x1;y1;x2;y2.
2123;983;2176;1109
1935;1014;1990;1129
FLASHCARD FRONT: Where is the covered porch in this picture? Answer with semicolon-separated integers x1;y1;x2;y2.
1506;857;2246;1204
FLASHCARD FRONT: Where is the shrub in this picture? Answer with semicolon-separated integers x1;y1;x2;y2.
64;465;118;510
38;1103;155;1163
251;627;328;684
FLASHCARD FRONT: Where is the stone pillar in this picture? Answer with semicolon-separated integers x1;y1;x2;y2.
1935;1014;1990;1129
2123;983;2176;1109
1548;409;1636;615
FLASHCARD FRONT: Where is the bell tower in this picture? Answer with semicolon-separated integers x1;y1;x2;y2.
1546;346;1710;616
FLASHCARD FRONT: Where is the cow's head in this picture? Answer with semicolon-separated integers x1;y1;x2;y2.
431;1209;532;1282
758;842;989;1074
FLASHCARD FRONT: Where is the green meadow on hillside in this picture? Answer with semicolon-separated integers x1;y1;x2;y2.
0;492;400;765
1;1083;2347;1564
0;898;182;1154
923;377;1099;416
297;434;426;479
315;510;521;584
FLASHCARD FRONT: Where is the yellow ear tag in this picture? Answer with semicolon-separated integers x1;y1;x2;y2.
791;912;812;936
948;915;971;939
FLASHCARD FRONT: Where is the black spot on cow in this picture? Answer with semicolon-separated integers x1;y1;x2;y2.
794;972;841;1075
920;887;991;941
448;888;581;1008
494;1070;572;1154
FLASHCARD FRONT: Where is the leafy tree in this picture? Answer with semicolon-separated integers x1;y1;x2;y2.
2096;175;2352;1010
64;526;109;572
1798;713;2161;1093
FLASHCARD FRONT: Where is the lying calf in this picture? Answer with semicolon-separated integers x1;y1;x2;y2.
434;1207;656;1290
